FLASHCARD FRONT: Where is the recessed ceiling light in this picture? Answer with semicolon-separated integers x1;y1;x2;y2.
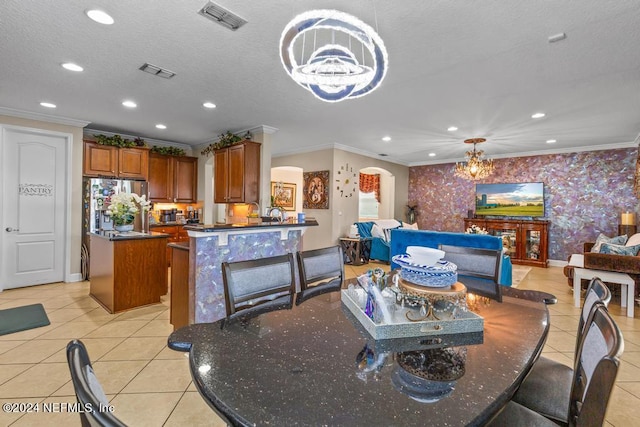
62;63;83;72
531;112;546;119
546;139;557;144
40;102;56;108
86;9;114;25
203;102;216;109
122;100;137;108
447;126;458;132
428;152;436;157
156;124;167;130
382;136;391;142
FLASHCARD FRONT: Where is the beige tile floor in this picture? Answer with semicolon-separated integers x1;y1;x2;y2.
0;263;638;426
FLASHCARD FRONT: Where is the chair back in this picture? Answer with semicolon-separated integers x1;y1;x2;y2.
577;277;611;354
296;245;344;304
66;339;127;427
222;253;296;322
439;244;502;302
569;303;623;427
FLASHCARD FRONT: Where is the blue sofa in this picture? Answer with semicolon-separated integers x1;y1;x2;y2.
390;229;513;286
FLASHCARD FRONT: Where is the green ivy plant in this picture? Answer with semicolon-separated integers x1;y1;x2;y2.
201;131;252;156
150;145;186;156
93;134;146;148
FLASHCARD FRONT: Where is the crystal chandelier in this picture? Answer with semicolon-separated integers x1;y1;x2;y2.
454;138;495;180
279;10;388;103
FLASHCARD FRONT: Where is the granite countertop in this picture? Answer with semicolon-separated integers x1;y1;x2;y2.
149;221;200;227
168;241;190;250
185;219;318;232
89;231;170;241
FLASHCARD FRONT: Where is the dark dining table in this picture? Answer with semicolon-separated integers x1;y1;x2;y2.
168;287;549;426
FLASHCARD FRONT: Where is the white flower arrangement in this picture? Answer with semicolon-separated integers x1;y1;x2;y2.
466;224;489;235
107;192;151;226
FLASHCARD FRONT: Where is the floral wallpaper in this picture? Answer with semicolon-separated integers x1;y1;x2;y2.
408;148;638;261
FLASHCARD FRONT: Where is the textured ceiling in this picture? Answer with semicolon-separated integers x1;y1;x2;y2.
1;0;639;165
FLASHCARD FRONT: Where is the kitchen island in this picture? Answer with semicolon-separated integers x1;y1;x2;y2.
89;231;169;313
173;220;318;325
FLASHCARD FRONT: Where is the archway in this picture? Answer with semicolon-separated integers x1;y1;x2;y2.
358;167;395;220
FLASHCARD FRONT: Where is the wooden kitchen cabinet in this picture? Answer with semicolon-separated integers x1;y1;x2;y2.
464;218;549;267
149;154;198;203
89;234;168;313
169;242;191;329
83;141;149;180
150;224;190;266
214;141;260;203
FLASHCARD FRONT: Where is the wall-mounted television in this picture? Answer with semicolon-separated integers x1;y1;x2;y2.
475;182;545;217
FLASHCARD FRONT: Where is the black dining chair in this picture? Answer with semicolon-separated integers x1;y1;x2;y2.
296;245;344;305
66;339;127;427
487;302;623;427
511;278;611;423
222;253;296;324
439;245;503;302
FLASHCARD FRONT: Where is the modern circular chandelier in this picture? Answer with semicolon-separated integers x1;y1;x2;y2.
279;10;388;103
454;138;495;181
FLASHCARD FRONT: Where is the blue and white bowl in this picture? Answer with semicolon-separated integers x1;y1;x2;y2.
392;254;458;288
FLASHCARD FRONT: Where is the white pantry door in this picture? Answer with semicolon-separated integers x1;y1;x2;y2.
1;126;67;289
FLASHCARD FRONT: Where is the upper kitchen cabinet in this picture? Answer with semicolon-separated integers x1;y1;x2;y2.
214;141;261;203
83;141;149;180
149;153;198;203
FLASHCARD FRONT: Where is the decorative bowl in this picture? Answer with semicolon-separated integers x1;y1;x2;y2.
406;246;445;266
392;254;458;288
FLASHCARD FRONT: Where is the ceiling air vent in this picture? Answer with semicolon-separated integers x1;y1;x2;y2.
198;1;247;31
139;63;176;79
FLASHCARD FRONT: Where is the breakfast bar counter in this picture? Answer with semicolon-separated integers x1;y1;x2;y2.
175;220;318;325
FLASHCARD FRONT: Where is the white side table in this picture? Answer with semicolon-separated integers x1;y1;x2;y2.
573;267;635;317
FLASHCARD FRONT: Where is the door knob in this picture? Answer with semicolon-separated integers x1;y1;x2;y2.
5;227;19;232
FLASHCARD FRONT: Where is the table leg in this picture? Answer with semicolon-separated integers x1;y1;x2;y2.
622;285;628;308
627;283;635;318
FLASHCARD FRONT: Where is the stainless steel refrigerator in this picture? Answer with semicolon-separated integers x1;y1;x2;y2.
81;177;148;279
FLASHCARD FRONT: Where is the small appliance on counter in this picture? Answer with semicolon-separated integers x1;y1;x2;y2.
160;209;177;223
186;206;200;223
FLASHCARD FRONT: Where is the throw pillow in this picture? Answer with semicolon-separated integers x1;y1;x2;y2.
591;233;629;252
599;242;640;256
626;233;640;247
371;223;385;240
383;225;402;242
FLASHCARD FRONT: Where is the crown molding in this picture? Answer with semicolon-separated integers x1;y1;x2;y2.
248;125;279;135
272;142;410;166
408;141;639;167
0;106;90;128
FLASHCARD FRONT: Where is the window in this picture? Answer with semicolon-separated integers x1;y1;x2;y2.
359;191;379;219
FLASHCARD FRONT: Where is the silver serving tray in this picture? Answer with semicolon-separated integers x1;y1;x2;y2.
341;288;484;340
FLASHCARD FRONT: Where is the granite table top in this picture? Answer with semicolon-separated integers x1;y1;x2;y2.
168;291;549;426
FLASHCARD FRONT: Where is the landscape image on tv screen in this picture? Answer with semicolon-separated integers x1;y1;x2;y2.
475;183;544;217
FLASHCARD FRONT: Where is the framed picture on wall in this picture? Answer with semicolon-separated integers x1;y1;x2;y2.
271;182;296;211
303;170;330;209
